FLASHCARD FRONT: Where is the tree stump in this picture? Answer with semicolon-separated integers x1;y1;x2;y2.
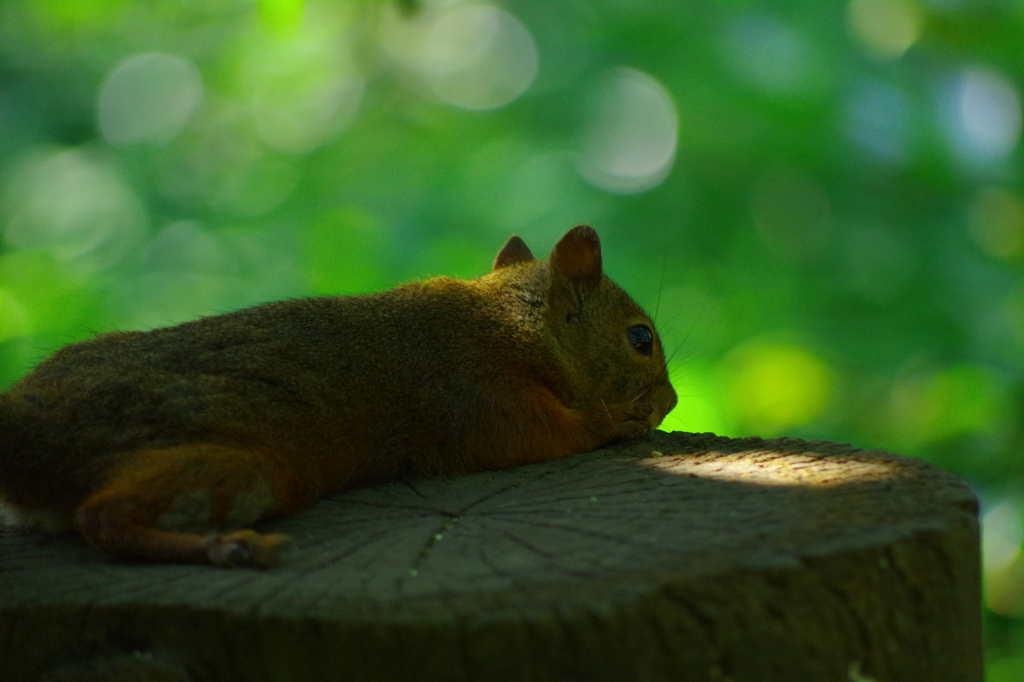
0;432;982;682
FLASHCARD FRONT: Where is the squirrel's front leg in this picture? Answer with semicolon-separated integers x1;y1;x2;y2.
473;390;656;469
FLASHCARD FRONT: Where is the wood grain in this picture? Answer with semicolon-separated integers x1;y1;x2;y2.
0;431;982;681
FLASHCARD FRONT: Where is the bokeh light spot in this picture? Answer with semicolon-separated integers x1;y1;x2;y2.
577;68;678;194
125;221;242;330
723;14;818;95
984;500;1023;576
244;28;364;153
0;289;31;342
887;363;1005;450
144;221;234;277
726;342;834;436
983;499;1024;617
211;157;300;217
0;248;104;353
843;80;912;164
98;53;203;146
660;362;733;437
259;0;304;35
942;67;1022;166
388;3;538;111
969;187;1024;260
2;148;146;272
845;0;922;61
923;365;1003;439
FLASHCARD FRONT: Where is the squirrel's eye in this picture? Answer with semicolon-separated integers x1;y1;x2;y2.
627;325;654;356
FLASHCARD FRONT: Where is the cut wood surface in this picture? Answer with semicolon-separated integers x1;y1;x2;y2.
0;431;982;682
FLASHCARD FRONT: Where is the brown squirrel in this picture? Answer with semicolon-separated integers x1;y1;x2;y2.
0;225;676;567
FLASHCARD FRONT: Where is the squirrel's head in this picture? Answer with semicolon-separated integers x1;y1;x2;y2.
492;225;678;428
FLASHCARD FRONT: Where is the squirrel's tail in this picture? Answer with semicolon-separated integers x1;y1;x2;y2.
0;392;30;524
0;391;25;478
0;392;75;531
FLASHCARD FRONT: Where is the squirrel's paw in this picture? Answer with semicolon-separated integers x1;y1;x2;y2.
596;401;655;441
203;530;292;568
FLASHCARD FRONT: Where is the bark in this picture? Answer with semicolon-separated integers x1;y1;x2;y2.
0;431;983;682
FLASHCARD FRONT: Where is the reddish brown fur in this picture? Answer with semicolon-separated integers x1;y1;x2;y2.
0;226;677;566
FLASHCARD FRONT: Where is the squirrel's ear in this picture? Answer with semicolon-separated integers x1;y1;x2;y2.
493;235;535;270
550;225;603;291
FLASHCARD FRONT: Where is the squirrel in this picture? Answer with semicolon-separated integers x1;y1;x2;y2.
0;225;677;567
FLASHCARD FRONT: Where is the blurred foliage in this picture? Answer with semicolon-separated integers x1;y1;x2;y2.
1;0;1023;673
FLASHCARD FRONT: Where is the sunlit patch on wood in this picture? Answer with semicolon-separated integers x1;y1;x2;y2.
641;448;906;487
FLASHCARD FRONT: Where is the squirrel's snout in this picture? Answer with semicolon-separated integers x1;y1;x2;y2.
649;382;678;428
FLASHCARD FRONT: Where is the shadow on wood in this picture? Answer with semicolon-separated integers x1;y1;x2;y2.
0;431;982;681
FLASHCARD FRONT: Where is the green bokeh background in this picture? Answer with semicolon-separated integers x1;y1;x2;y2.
1;0;1022;675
